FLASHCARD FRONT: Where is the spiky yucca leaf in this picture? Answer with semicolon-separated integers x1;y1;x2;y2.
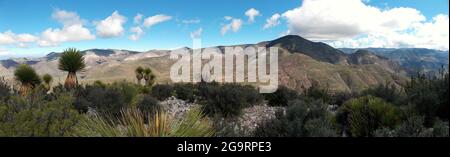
14;64;41;86
58;48;86;73
73;107;214;137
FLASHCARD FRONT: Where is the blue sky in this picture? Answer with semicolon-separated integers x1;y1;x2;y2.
0;0;449;59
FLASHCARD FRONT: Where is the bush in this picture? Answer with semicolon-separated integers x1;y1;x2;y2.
362;83;405;105
0;78;11;100
198;82;263;117
151;84;174;101
0;94;80;136
336;96;401;137
80;85;127;116
374;116;448;137
253;99;337;137
173;83;196;102
405;70;449;126
264;86;299;106
134;94;161;114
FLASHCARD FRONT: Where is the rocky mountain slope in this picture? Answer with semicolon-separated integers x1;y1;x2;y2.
1;35;413;93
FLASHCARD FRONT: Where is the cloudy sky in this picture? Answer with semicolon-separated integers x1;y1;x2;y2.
0;0;448;58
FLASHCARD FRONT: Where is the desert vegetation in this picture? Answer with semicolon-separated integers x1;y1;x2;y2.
0;49;448;137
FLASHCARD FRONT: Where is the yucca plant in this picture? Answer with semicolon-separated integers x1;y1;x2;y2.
143;68;156;86
42;74;53;91
73;106;214;137
135;66;144;85
14;64;41;96
58;48;85;89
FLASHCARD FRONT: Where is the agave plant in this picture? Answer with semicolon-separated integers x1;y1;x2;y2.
135;66;144;85
143;68;156;86
14;64;41;96
73;106;214;137
42;74;53;91
58;48;85;89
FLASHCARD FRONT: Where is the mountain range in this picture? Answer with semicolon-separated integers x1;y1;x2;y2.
1;35;448;93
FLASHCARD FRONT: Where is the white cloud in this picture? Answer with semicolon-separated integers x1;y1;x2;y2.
0;49;11;56
182;19;201;24
95;11;127;38
128;26;144;41
263;13;281;29
245;8;261;23
0;30;38;45
52;9;85;26
143;14;172;28
190;28;203;39
134;13;143;24
38;9;95;47
221;17;243;35
282;0;449;50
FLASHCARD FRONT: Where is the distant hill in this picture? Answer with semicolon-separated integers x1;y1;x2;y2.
340;48;449;75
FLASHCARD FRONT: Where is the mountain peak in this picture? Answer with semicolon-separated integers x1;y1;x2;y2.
266;35;348;64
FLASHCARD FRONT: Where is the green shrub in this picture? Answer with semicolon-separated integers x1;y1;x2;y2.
264;86;299;106
135;94;161;114
0;94;80;136
405;70;449;126
198;83;263;117
0;78;11;100
81;85;127;116
362;83;405;105
374;116;448;137
151;84;174;101
253;99;337;137
336;96;401;137
173;83;196;102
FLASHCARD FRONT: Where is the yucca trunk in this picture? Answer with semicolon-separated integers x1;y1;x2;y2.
19;83;31;96
136;74;143;85
64;72;78;89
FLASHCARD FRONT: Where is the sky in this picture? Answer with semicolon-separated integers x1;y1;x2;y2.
0;0;449;59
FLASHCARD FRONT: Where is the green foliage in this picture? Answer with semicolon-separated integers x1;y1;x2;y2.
151;84;174;101
0;94;80;136
134;94;161;115
58;48;85;73
362;83;405;105
14;64;41;88
42;74;53;85
173;83;196;102
374;116;448;137
76;84;128;116
264;86;299;106
198;82;263;117
336;96;401;137
143;68;156;86
302;82;332;104
73;106;214;137
253;99;337;137
404;69;449;126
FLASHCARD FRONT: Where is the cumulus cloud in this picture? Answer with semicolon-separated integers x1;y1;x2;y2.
263;13;281;29
143;14;172;28
282;0;449;50
38;9;95;47
245;8;261;23
221;17;243;35
95;11;127;38
128;26;144;41
190;28;203;39
0;30;38;45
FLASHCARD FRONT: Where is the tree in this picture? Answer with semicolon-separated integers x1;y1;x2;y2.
143;68;155;86
14;64;41;96
58;48;86;89
135;66;144;85
42;74;53;92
